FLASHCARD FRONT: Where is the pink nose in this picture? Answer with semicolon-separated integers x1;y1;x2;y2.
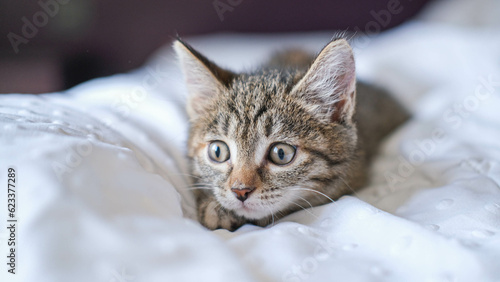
231;187;255;202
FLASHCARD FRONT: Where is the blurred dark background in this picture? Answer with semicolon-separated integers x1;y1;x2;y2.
0;0;431;94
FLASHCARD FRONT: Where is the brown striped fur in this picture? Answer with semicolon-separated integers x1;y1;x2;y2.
174;38;409;231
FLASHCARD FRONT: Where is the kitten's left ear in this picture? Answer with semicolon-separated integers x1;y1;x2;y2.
291;39;356;124
173;39;235;120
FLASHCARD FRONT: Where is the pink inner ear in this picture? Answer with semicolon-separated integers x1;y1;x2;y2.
339;66;356;93
330;64;356;123
333;48;356;95
331;98;347;122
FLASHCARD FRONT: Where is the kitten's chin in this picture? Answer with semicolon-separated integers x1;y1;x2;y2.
234;207;268;220
226;203;272;220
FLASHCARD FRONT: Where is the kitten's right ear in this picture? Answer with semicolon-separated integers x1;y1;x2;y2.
173;39;235;119
291;39;356;124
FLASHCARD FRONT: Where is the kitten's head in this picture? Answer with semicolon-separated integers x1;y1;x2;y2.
174;39;358;221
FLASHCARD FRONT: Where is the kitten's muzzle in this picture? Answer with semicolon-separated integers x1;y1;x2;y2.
231;187;255;202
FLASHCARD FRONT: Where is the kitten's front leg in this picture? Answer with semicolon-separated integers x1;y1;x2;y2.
197;195;247;231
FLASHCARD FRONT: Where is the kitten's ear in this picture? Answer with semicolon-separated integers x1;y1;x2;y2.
291;39;356;124
173;39;235;119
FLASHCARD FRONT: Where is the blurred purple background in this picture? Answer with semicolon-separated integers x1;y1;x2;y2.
0;0;431;94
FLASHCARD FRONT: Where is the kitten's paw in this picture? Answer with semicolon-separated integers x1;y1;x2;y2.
199;200;246;231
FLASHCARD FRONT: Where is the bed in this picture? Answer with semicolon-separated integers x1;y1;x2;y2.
1;0;500;281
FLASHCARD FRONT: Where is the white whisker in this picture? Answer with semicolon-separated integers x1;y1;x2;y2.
294;194;314;209
338;177;360;197
283;199;318;219
187;183;214;187
182;187;214;191
170;172;204;179
266;206;276;227
289;187;336;203
180;183;216;192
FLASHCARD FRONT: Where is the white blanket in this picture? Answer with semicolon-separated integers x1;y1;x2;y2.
1;0;500;281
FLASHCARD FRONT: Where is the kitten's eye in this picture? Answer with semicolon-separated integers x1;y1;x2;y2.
269;143;296;165
208;141;230;163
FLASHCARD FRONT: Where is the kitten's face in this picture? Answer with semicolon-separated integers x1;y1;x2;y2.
175;39;358;222
188;71;357;220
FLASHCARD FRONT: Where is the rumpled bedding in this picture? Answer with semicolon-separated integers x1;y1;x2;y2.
1;0;500;281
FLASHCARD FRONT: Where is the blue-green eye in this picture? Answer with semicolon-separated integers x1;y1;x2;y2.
269;143;296;165
208;141;230;163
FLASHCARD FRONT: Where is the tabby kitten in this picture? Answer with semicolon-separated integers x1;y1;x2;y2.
174;38;408;231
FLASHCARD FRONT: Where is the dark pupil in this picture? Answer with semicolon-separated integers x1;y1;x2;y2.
214;145;221;159
278;148;285;160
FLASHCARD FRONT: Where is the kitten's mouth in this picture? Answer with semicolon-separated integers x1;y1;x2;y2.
218;194;273;219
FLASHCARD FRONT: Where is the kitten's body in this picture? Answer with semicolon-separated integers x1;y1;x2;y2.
175;39;409;231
